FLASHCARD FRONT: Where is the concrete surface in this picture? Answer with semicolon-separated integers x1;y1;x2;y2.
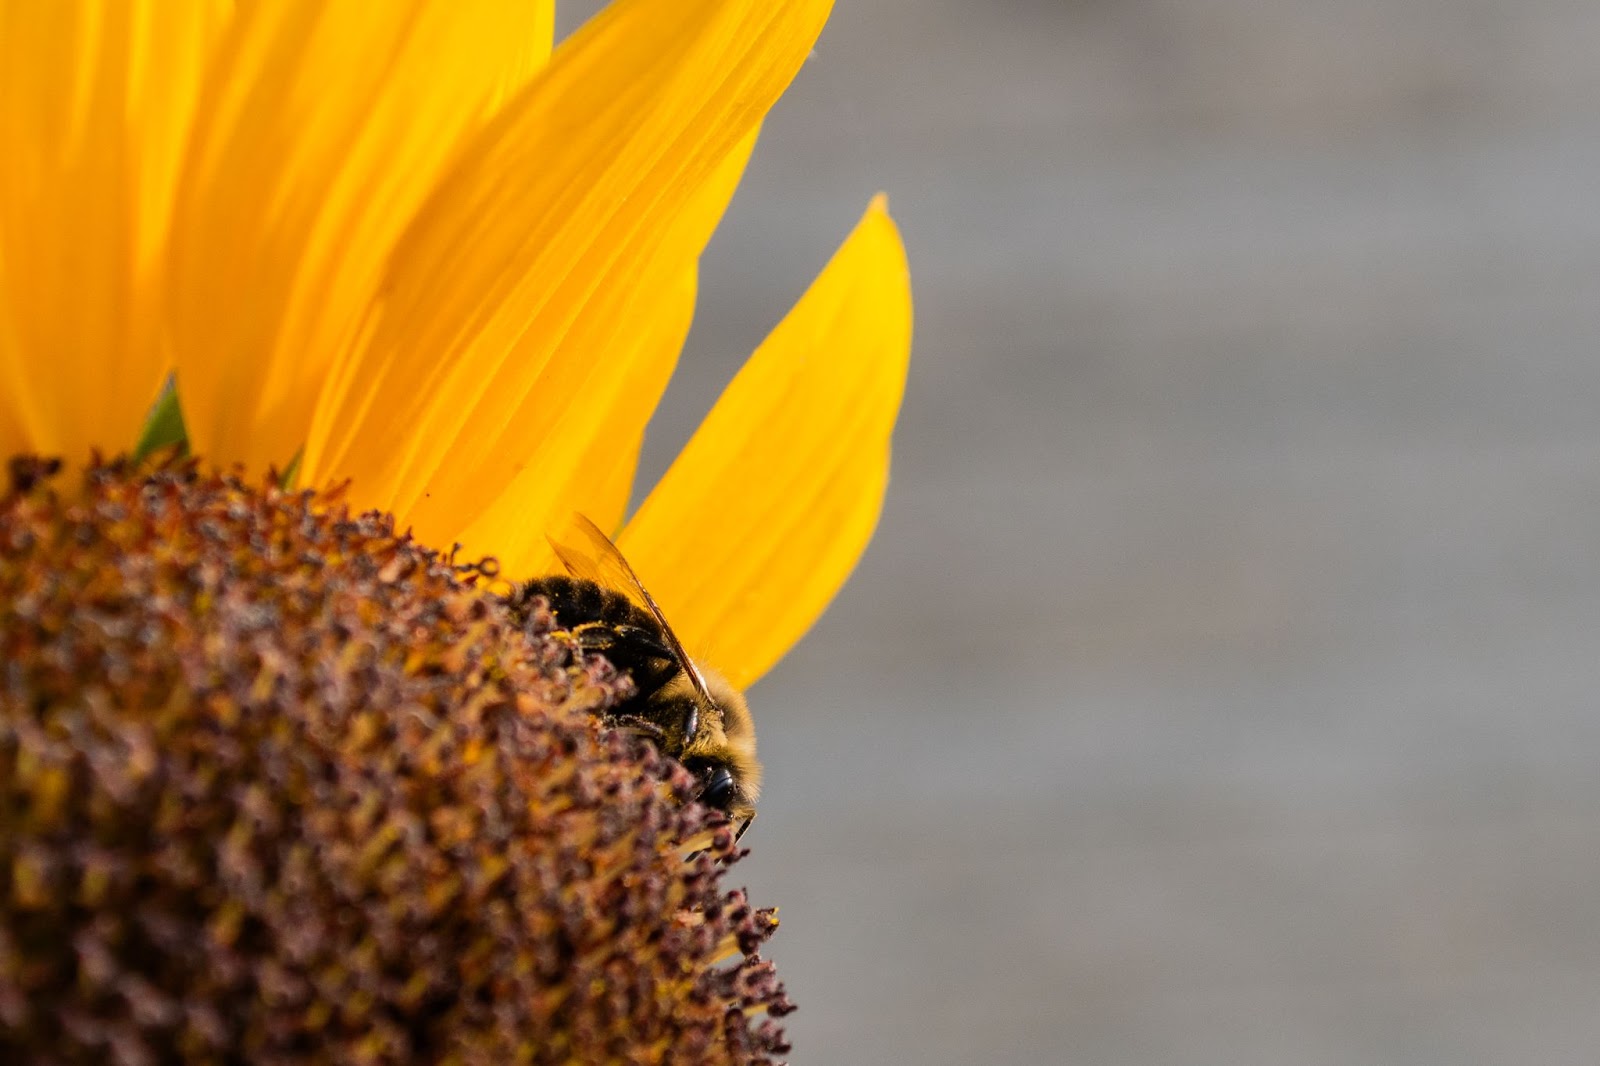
570;2;1600;1062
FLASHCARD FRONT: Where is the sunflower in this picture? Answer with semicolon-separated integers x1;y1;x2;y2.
0;0;912;689
1;1;909;1059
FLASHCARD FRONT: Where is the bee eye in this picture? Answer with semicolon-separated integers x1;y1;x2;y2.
700;767;736;811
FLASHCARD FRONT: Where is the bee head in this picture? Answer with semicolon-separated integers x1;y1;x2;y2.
680;667;761;828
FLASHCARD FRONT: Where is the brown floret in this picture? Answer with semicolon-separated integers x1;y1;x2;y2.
0;456;790;1065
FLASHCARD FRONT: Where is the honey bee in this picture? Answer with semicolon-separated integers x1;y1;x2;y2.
505;515;760;841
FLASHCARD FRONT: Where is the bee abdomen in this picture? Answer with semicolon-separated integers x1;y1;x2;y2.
508;575;643;632
506;575;677;697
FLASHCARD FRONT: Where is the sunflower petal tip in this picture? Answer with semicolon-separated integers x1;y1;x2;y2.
858;195;909;276
620;181;915;684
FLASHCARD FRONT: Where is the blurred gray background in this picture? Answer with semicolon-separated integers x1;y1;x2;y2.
568;2;1600;1062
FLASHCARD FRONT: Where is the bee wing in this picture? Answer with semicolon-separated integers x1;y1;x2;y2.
547;514;716;711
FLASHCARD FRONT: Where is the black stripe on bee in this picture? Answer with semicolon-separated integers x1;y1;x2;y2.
506;574;701;752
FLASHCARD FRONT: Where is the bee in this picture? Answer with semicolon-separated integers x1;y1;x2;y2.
505;515;760;841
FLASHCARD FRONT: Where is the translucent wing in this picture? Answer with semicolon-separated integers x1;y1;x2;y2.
547;514;716;712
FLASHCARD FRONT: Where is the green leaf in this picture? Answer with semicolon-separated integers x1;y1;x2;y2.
133;377;189;460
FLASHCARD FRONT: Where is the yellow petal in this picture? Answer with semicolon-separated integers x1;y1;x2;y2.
456;275;689;579
300;0;832;544
167;0;553;474
0;1;225;459
453;129;760;578
620;197;912;687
